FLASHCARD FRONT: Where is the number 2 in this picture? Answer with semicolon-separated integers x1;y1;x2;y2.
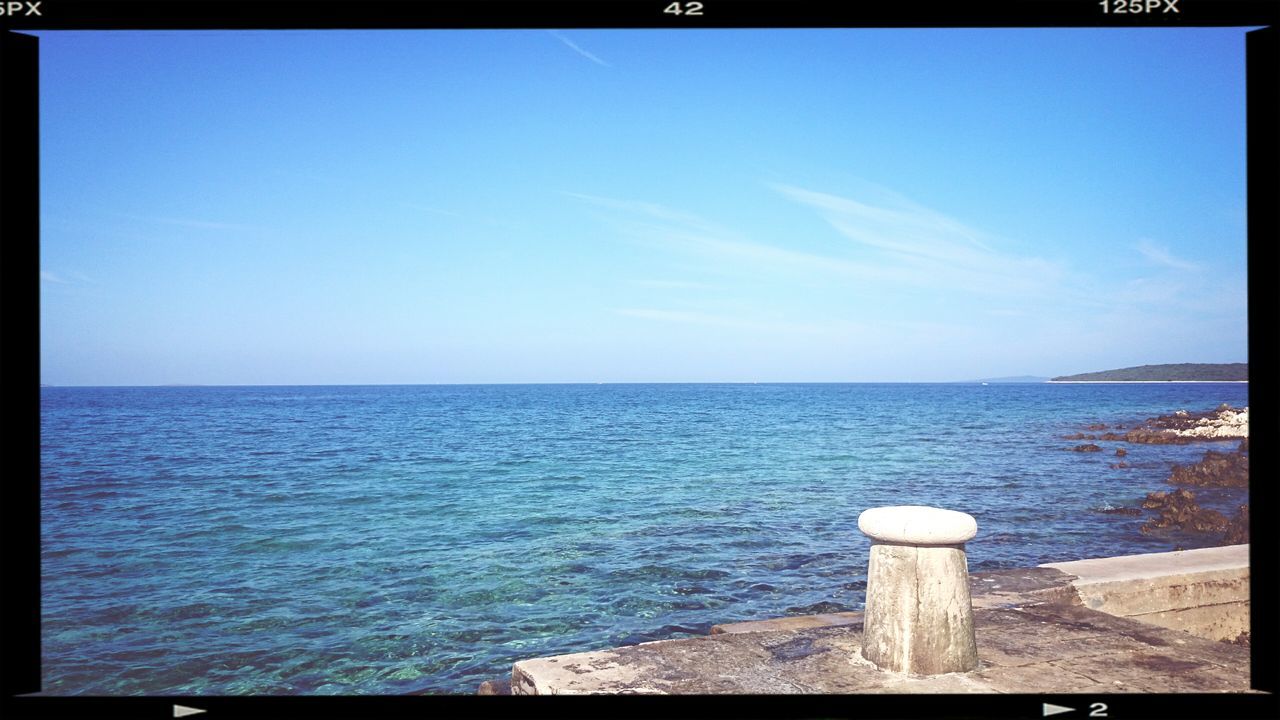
1090;703;1109;718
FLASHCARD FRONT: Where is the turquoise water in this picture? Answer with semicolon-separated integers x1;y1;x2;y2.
40;383;1248;695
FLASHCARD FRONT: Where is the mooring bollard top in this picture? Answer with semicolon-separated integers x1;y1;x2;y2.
858;505;977;545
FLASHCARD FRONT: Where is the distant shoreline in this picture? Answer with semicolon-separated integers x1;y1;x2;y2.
1046;380;1248;384
1049;363;1246;383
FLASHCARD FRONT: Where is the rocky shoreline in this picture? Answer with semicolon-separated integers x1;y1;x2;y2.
1063;404;1249;445
1064;404;1249;546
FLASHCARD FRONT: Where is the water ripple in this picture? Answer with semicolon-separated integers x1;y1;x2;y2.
40;382;1248;694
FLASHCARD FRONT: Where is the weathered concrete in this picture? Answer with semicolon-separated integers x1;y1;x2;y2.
709;566;1077;637
858;505;978;545
503;548;1253;694
859;506;979;675
1042;544;1249;642
509;601;1253;694
712;611;864;635
862;543;979;674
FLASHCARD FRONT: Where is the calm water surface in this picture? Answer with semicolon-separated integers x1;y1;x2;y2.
40;383;1249;694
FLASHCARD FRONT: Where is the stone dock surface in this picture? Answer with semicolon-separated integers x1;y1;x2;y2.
497;545;1255;695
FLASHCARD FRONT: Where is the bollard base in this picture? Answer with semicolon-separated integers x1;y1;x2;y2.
861;542;978;675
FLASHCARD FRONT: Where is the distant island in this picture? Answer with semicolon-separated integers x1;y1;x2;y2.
1050;363;1247;383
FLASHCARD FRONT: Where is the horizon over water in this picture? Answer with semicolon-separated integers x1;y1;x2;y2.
38;380;1249;388
41;382;1248;695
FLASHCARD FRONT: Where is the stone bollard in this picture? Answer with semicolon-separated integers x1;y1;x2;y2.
857;505;979;675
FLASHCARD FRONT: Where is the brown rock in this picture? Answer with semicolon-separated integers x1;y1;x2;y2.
1123;405;1247;445
1086;423;1108;431
1124;428;1195;445
1063;433;1097;441
1189;509;1229;533
1072;444;1102;452
477;679;512;695
1222;505;1249;545
1140;488;1231;535
1168;450;1249;488
1115;448;1128;457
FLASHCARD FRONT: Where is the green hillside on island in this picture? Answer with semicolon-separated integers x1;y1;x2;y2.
1051;363;1247;382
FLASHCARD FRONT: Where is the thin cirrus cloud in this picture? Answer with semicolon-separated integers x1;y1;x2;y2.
548;30;611;67
568;184;1081;305
40;269;95;285
770;183;1074;301
614;307;826;335
560;191;716;232
564;190;901;283
402;203;463;218
615;307;754;328
1136;238;1199;271
632;279;718;290
118;213;259;232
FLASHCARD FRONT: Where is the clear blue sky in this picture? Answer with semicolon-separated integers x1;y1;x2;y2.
37;29;1249;385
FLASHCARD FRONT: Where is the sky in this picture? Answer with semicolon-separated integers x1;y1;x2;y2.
36;28;1250;385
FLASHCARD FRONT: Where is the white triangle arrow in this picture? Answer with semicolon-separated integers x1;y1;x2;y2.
1043;703;1075;717
174;706;207;718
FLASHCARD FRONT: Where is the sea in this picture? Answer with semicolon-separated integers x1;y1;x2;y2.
39;382;1249;695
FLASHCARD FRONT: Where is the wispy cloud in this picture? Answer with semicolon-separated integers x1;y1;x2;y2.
41;269;98;290
567;185;1083;305
120;213;258;232
772;183;995;255
633;279;718;290
403;202;525;232
561;192;713;230
271;169;342;186
771;183;1072;299
615;307;824;335
616;308;741;327
403;203;463;218
564;191;890;282
1136;238;1199;271
549;30;610;67
649;226;917;286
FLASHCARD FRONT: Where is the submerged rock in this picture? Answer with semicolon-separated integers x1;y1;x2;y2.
1168;450;1249;488
1140;488;1230;534
1063;433;1097;440
477;679;512;695
786;601;853;615
1072;444;1102;452
1115;448;1128;457
1222;505;1250;545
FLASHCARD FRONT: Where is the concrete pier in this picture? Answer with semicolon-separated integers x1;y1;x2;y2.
501;545;1252;694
